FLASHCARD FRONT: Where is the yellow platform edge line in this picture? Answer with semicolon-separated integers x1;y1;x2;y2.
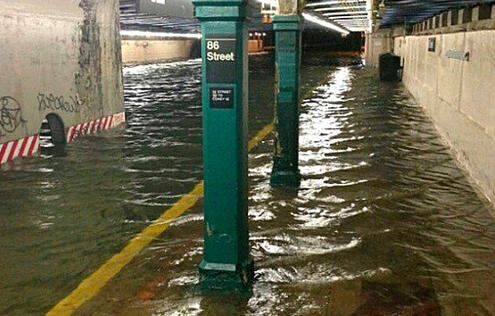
45;123;275;316
46;74;327;316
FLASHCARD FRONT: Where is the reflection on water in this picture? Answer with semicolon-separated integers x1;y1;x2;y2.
1;54;495;316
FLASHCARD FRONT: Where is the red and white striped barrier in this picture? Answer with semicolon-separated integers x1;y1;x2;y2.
66;112;125;144
0;134;40;165
0;112;126;165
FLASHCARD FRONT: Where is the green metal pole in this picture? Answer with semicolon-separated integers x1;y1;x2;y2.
270;15;302;188
192;0;253;290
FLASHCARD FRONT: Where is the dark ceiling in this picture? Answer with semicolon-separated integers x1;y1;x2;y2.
120;0;495;34
119;0;271;34
380;0;495;26
119;0;199;33
304;0;368;32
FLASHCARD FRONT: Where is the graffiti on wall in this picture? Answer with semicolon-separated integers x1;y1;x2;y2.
37;93;84;113
0;96;27;137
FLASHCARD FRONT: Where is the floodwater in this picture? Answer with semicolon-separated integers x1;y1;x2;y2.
1;53;495;316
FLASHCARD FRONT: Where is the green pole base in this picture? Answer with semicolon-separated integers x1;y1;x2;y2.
199;257;254;291
270;169;301;187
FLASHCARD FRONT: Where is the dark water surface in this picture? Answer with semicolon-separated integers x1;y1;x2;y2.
1;54;494;316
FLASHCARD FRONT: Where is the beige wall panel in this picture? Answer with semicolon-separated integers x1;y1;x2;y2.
438;33;465;109
121;40;195;65
394;29;495;206
461;31;495;140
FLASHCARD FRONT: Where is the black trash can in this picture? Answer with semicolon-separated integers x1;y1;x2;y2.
379;53;402;81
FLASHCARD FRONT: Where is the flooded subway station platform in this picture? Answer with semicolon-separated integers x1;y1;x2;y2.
1;54;495;315
2;0;495;315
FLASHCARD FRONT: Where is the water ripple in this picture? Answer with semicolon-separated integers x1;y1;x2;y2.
1;54;494;316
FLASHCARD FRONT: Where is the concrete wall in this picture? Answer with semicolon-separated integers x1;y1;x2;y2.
393;27;495;205
121;39;198;65
412;6;495;36
364;28;395;67
0;0;124;145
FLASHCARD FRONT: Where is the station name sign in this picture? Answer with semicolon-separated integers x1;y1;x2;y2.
206;35;237;109
206;35;236;83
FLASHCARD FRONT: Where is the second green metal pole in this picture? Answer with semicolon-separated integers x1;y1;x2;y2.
270;15;302;188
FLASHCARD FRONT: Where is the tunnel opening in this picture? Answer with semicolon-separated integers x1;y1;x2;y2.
39;114;66;156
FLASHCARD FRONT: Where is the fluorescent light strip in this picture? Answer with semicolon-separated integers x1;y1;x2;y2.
121;30;202;39
330;15;368;18
302;12;350;34
323;11;369;16
305;0;365;7
334;17;369;20
337;21;368;24
315;5;366;12
256;0;277;5
256;1;352;35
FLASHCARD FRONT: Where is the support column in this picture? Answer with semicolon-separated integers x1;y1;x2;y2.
270;14;302;187
193;0;253;290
